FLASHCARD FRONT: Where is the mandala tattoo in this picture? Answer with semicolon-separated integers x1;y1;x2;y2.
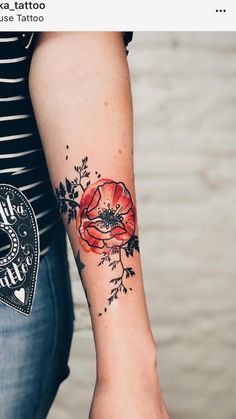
55;156;140;315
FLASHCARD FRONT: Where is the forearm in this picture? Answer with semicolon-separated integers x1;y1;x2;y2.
29;32;157;380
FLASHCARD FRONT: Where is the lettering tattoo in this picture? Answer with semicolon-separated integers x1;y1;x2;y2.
55;157;139;315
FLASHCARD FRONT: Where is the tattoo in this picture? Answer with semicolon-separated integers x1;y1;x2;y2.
66;144;69;160
75;249;91;310
75;249;85;277
55;156;140;315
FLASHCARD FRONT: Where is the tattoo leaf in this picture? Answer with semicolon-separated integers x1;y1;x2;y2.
108;283;128;305
110;277;121;285
125;267;135;278
59;182;66;198
123;285;128;293
60;201;68;214
66;178;72;194
111;246;119;255
108;260;120;270
68;207;77;224
125;235;140;257
98;253;111;266
82;156;88;165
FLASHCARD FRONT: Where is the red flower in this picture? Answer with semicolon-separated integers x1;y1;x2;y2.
76;179;135;253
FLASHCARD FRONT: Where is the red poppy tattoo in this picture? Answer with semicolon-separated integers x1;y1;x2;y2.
77;179;135;253
55;156;139;314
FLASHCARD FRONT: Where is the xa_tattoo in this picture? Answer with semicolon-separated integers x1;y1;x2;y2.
55;156;140;315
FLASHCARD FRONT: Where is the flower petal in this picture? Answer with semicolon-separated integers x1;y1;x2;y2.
80;178;112;215
81;226;105;249
78;213;104;249
97;181;133;216
86;221;126;240
113;207;135;242
86;188;102;219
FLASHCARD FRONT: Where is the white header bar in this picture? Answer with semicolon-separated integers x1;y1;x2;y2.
0;0;235;31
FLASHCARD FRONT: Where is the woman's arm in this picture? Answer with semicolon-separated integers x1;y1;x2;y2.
29;32;169;419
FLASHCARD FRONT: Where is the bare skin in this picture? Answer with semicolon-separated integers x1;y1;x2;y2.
29;32;169;419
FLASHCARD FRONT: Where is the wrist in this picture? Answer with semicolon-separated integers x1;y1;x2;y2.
92;289;159;385
96;336;158;384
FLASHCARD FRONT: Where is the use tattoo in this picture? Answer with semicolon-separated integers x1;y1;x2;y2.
55;156;139;315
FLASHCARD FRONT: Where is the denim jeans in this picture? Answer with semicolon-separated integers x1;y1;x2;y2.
0;221;74;419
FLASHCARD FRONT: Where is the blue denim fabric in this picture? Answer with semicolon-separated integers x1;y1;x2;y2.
0;221;74;419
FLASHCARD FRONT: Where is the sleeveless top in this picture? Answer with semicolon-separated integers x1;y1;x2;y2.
0;32;133;258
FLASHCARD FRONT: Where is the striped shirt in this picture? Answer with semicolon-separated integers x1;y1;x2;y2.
0;32;59;258
0;32;133;258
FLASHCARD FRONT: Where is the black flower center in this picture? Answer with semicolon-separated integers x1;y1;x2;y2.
98;203;123;229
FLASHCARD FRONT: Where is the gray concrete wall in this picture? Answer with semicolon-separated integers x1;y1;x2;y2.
48;32;236;419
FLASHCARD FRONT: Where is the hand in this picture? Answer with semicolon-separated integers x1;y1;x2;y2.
89;368;170;419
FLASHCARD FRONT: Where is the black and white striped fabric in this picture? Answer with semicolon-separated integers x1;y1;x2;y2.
0;32;59;258
0;32;133;258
